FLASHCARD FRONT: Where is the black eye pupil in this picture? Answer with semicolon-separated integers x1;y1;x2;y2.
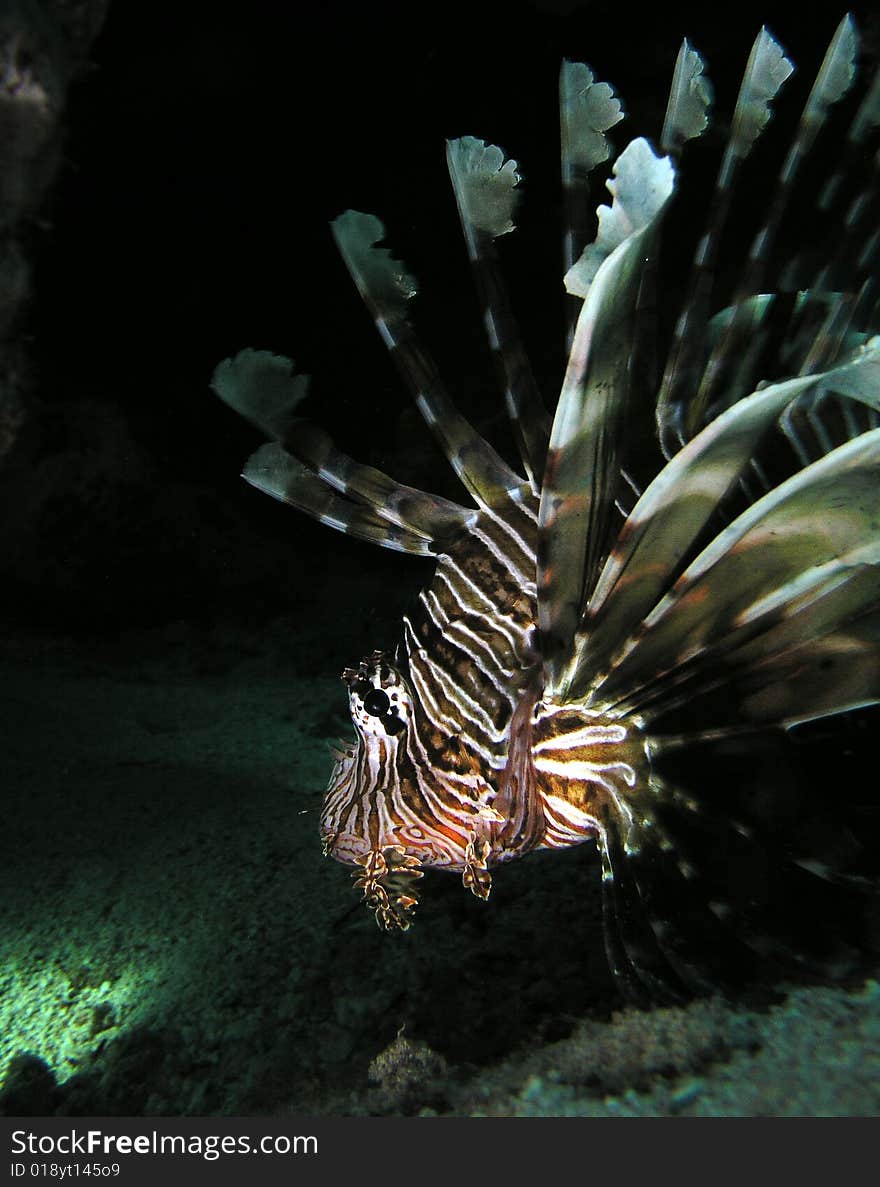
363;687;391;716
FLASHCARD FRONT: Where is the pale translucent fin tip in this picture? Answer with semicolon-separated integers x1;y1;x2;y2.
559;60;625;176
210;349;308;440
661;39;712;157
330;209;417;319
446;136;521;240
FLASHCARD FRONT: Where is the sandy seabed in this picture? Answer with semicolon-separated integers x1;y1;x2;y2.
1;616;879;1118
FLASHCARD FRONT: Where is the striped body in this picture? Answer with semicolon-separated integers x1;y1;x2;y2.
214;16;880;997
321;500;658;928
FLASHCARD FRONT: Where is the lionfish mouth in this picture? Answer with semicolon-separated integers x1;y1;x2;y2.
215;16;880;999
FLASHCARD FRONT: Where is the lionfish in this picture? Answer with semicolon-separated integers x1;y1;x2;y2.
213;14;880;999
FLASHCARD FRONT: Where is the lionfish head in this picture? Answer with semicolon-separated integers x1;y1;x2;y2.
322;648;470;931
321;641;503;928
321;649;414;864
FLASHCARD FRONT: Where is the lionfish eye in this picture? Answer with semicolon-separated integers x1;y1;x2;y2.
363;687;391;717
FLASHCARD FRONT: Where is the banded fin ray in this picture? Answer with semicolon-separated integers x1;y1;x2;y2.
572;373;835;691
606;538;880;733
601;754;870;997
211;349;474;550
782;55;880;290
446;136;552;491
690;15;860;429
284;421;476;545
331;210;529;511
539;138;675;696
243;443;437;555
698;291;798;417
656;27;794;455
559;60;625;342
594;425;880;728
821;56;880;208
574;341;880;691
600;798;755;998
597;809;702;1003
646;558;880;735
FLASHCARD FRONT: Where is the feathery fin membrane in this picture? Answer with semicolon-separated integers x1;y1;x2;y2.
661;40;712;158
212;348;473;552
211;349;309;439
559;61;625;343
